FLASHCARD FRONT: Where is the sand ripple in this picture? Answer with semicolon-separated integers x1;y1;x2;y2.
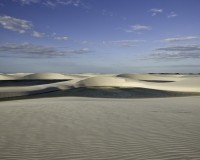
0;97;200;159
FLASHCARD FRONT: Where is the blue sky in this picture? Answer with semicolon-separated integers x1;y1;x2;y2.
0;0;200;73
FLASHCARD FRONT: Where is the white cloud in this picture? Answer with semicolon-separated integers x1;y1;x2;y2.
81;41;97;45
0;42;91;58
149;8;163;16
0;15;33;33
15;0;39;4
154;44;200;52
54;37;69;40
167;12;177;18
103;40;146;47
125;25;151;34
150;8;163;12
148;44;200;60
56;0;81;6
43;1;56;8
152;13;156;16
12;0;89;8
155;36;200;42
65;48;90;54
131;25;151;30
32;31;45;37
124;29;133;33
0;15;47;38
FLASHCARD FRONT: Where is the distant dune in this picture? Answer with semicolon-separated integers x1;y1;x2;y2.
0;73;200;98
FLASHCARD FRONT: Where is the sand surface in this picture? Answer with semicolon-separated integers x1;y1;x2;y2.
0;96;200;160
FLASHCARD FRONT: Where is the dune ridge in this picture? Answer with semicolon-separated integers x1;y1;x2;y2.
0;73;200;98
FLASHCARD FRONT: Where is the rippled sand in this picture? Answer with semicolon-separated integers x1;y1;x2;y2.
0;97;200;160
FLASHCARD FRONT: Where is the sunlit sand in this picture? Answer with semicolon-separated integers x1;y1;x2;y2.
0;73;200;159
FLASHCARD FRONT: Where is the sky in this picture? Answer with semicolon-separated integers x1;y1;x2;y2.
0;0;200;73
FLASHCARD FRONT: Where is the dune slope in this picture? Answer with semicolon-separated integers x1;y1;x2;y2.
0;73;200;98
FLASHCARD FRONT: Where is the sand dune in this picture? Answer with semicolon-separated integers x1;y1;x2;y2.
77;76;126;87
1;74;200;159
0;97;200;159
0;73;200;98
117;73;185;81
24;72;72;80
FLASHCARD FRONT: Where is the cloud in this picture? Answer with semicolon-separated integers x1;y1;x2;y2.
103;40;146;47
102;9;115;17
12;0;89;8
0;42;91;58
167;12;177;18
154;44;200;52
56;0;82;7
54;36;69;40
149;8;163;16
81;41;97;45
14;0;39;4
125;25;151;33
131;25;151;30
65;48;90;54
124;29;133;33
155;36;200;42
43;1;56;8
0;15;33;33
147;44;200;60
32;31;45;37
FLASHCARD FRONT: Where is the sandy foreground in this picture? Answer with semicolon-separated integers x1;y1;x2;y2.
0;96;200;160
0;73;200;159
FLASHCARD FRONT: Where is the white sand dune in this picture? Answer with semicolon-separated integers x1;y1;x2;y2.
0;74;18;80
0;73;200;98
77;76;126;87
24;72;73;80
0;96;200;159
117;73;186;81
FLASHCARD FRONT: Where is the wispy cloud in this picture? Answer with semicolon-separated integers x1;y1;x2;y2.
12;0;89;8
43;1;56;8
32;31;45;37
103;40;146;47
0;15;33;33
81;41;97;45
14;0;39;5
131;25;151;30
0;15;47;38
0;42;92;58
102;9;115;17
155;36;200;42
65;48;91;54
149;8;163;16
147;44;200;60
56;0;84;7
125;24;151;33
167;12;177;18
154;44;200;52
54;36;69;40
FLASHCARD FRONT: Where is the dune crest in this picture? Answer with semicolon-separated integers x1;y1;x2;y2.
24;72;70;80
77;76;126;87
